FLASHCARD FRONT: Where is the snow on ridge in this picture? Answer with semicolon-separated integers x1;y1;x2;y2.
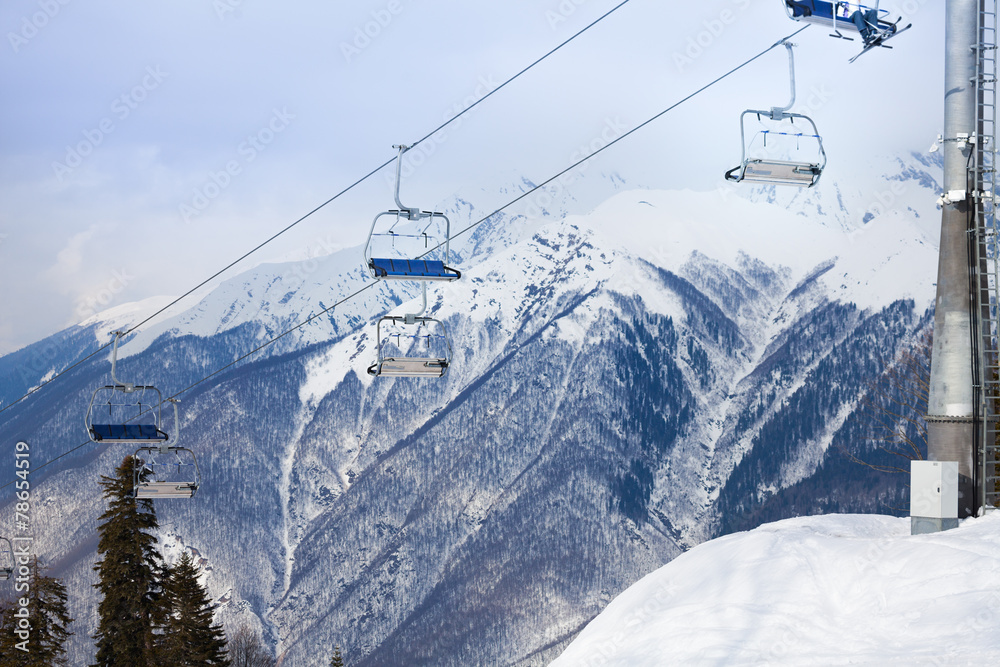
79;294;183;350
575;186;937;313
553;512;1000;666
298;328;372;407
72;157;939;371
107;245;382;361
287;180;937;408
298;221;618;406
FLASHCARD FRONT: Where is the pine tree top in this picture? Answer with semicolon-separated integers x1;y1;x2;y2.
162;550;230;666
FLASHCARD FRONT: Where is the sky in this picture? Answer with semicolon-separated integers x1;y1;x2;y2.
0;0;944;354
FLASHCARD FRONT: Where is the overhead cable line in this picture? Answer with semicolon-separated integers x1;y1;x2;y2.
445;26;813;244
2;25;812;490
0;0;634;419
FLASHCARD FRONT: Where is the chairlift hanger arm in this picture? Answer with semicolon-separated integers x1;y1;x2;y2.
771;40;797;118
391;145;424;220
158;399;180;454
407;282;429;323
109;331;135;391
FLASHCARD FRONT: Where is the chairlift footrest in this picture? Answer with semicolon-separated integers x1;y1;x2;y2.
371;357;449;378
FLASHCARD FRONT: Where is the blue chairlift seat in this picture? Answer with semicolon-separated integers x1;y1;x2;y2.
369;257;461;281
90;423;168;443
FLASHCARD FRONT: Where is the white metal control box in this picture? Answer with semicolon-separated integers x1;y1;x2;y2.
911;460;958;519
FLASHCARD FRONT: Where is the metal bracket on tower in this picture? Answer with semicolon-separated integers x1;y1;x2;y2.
941;132;976;147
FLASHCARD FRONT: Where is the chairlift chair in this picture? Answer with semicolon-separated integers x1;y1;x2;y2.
86;332;169;444
725;40;827;188
726;113;826;187
0;536;13;580
367;310;453;379
133;399;200;499
782;1;895;40
364;145;461;283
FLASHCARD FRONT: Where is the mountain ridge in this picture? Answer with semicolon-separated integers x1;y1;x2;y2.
0;151;943;665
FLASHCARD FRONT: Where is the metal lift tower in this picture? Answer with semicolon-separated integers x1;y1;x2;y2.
920;0;998;532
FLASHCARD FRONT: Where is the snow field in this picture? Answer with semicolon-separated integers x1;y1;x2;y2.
553;513;1000;666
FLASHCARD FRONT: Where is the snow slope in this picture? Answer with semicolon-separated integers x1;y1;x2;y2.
552;513;1000;666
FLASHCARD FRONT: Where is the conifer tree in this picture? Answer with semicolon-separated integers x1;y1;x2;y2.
0;599;18;666
92;455;163;667
0;602;15;666
850;330;931;475
0;559;75;666
161;551;230;666
330;645;345;667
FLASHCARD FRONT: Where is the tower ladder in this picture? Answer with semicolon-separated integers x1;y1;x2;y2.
973;0;1000;510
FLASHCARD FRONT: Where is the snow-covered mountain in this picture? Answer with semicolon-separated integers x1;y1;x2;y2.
552;512;1000;666
0;151;942;665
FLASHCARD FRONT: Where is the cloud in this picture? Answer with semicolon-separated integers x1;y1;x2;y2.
47;224;100;284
